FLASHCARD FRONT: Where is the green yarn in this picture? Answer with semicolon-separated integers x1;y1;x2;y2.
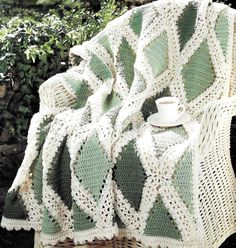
32;148;43;204
182;40;215;103
102;90;121;113
74;83;93;109
114;213;126;229
47;136;72;210
177;3;198;50
62;74;83;93
75;134;112;202
90;54;112;81
215;10;229;57
113;140;146;211
32;118;52;205
62;74;93;109
98;34;114;58
3;188;28;220
141;87;171;120
145;31;169;78
129;9;143;36
4;119;52;219
144;195;182;240
73;201;96;231
36;118;53;150
42;207;61;235
117;38;136;88
173;151;193;213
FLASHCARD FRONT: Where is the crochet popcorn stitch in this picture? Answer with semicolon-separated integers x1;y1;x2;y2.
1;0;236;248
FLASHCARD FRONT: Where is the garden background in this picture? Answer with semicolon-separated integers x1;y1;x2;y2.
0;0;235;247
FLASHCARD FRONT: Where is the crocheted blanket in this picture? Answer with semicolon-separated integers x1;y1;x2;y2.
1;0;236;247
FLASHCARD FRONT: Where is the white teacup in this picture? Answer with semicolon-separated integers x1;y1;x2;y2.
155;97;185;123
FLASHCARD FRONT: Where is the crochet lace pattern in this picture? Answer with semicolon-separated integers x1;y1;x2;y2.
1;0;236;248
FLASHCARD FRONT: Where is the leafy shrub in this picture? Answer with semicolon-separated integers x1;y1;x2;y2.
0;0;126;140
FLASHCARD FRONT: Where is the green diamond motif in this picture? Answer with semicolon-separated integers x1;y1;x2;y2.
90;54;112;81
97;34;114;58
113;140;146;211
42;207;61;235
117;38;136;88
177;3;198;51
47;136;72;210
145;32;169;78
102;90;121;113
129;9;143;37
75;134;112;202
182;40;215;103
73;202;96;231
173;151;193;213
215;10;229;57
74;83;93;109
144;195;182;239
3;187;28;220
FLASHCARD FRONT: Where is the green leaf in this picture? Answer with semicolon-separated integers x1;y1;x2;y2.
18;105;30;114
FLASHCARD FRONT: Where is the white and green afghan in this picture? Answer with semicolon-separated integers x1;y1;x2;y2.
1;0;236;247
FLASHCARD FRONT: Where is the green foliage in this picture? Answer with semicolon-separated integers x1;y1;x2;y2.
0;0;45;25
0;0;126;139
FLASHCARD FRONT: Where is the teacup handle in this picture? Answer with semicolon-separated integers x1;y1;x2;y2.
176;104;185;120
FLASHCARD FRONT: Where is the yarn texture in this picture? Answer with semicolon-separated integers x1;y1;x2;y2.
1;0;236;248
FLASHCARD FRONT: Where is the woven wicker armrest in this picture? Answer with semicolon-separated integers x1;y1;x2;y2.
38;70;79;115
198;95;236;156
196;95;236;246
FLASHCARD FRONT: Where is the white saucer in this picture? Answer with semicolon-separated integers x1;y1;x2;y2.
147;112;191;127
